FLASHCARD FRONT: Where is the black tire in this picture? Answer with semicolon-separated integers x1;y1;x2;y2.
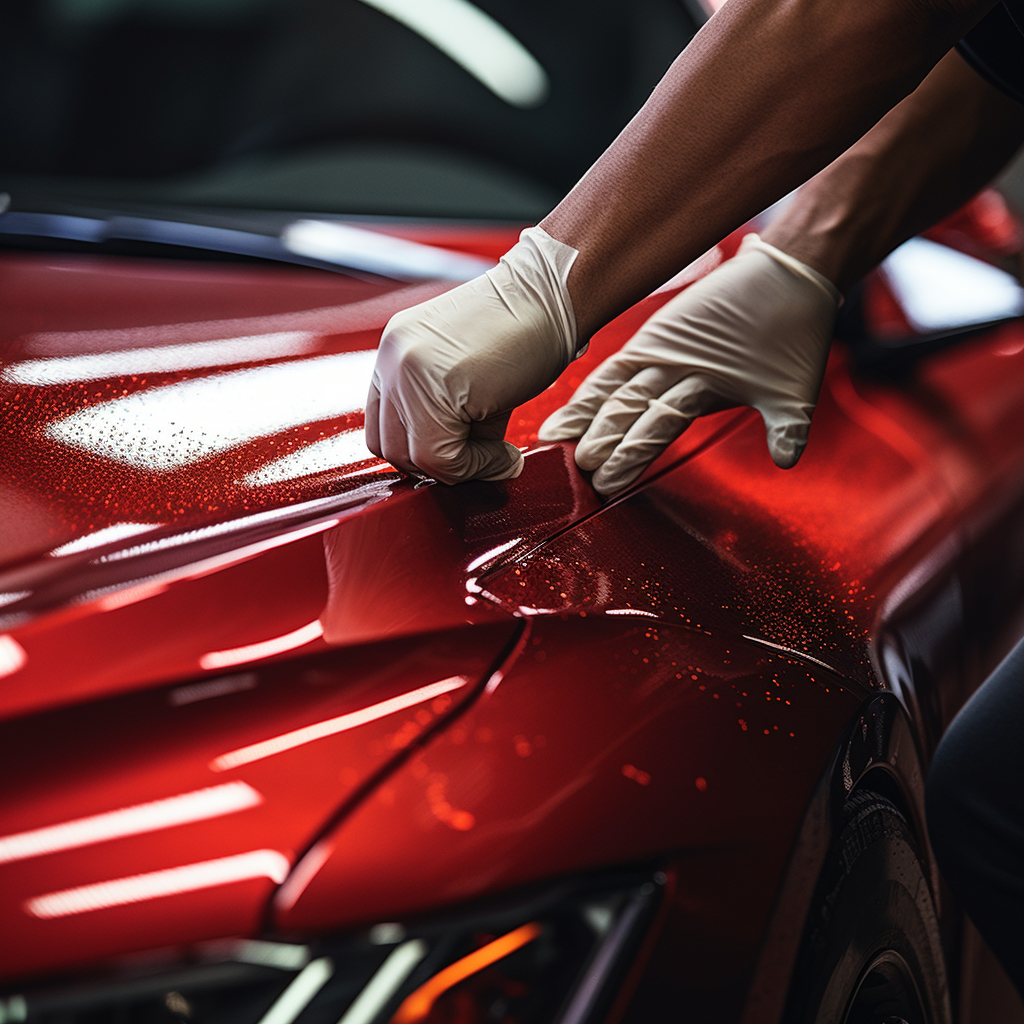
785;790;952;1024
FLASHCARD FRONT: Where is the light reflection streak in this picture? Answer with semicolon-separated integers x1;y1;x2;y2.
338;940;428;1024
740;634;841;676
358;0;549;108
0;592;30;609
170;672;258;706
46;350;376;472
465;538;522;574
881;237;1024;333
604;608;658;618
242;430;376;488
96;580;169;612
282;221;493;281
0;782;261;865
199;620;325;671
995;337;1024;357
99;508;345;563
483;618;532;695
3;332;318;386
25;849;290;919
826;369;931;473
49;522;160;557
232;940;311;971
256;956;334;1024
272;839;334;914
89;518;341;613
211;676;469;771
0;636;27;678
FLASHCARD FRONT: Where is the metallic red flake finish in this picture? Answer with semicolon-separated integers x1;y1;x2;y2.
1;206;1023;1019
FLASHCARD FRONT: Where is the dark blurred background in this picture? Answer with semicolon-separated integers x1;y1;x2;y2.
0;0;703;218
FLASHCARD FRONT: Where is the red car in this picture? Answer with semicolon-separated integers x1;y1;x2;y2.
1;193;1024;1023
3;4;1024;1023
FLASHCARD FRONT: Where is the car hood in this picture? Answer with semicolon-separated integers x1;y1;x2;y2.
2;219;992;986
0;227;774;981
0;230;742;717
0;232;657;981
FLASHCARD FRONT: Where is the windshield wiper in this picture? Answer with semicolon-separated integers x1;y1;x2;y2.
0;207;493;281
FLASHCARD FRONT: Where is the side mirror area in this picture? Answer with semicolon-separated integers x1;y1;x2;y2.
838;235;1024;380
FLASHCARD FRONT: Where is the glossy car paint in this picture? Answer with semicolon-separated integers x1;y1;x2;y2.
1;209;1023;1019
0;621;517;976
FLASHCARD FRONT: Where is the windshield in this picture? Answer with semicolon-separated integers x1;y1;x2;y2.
1;0;700;220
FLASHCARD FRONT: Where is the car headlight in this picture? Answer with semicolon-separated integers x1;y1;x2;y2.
1;870;665;1024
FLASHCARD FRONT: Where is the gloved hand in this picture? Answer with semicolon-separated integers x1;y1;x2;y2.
539;234;841;494
366;226;579;484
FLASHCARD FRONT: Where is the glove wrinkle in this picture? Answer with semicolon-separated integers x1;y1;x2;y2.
368;225;579;484
541;233;840;492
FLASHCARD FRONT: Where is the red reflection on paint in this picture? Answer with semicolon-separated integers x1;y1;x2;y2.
0;636;27;678
199;620;324;671
210;676;470;771
0;782;261;865
25;849;290;919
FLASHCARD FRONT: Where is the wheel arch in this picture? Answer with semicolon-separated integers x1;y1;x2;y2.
739;688;937;1024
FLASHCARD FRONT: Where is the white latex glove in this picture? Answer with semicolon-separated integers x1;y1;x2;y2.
539;234;841;494
366;226;578;484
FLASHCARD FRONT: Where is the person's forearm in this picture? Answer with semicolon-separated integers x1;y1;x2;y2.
761;49;1024;292
541;0;997;341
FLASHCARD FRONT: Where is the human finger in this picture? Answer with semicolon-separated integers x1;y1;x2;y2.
538;356;636;441
376;393;420;476
589;374;729;494
364;379;382;457
469;414;524;481
574;366;680;472
408;411;522;484
760;405;812;469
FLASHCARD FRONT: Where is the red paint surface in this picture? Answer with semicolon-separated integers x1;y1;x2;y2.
0;623;517;978
1;214;1023;1003
278;615;860;934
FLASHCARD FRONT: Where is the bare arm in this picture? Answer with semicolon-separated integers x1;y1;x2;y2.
542;0;999;340
368;0;1009;487
762;48;1024;291
538;37;1024;492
